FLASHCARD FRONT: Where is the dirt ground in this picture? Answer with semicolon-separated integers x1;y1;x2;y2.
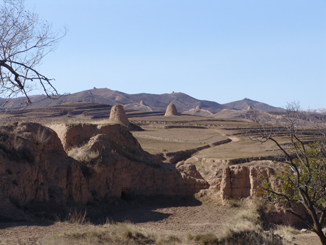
0;200;322;245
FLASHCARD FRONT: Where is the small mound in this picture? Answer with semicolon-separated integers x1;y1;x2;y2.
164;103;178;116
109;104;130;126
247;106;253;110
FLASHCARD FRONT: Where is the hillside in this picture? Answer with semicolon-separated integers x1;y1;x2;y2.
223;98;285;113
0;88;285;116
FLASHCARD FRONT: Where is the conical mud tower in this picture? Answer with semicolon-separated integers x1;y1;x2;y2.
109;104;130;126
164;103;178;116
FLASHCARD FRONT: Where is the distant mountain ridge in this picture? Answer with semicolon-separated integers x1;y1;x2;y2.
310;108;326;114
0;88;285;115
223;98;285;113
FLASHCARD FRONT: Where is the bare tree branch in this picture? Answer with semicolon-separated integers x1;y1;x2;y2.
250;102;326;245
0;0;66;105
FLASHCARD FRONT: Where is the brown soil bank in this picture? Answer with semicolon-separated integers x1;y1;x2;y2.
0;122;208;221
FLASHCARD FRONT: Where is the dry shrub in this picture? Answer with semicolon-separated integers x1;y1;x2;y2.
34;128;51;145
194;233;218;244
67;146;100;163
221;209;262;239
225;198;243;209
68;209;88;225
218;208;288;245
13;135;23;150
274;225;300;242
40;221;184;245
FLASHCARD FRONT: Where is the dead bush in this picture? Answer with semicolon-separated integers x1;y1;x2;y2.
67;147;100;163
67;209;88;225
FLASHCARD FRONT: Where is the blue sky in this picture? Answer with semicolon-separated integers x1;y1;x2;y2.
25;0;326;109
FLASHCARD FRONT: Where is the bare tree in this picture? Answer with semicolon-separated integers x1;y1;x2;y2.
0;0;66;105
249;102;326;245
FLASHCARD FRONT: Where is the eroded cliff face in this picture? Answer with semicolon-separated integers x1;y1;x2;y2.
220;165;276;201
218;165;306;226
0;122;208;220
51;123;208;201
0;122;88;207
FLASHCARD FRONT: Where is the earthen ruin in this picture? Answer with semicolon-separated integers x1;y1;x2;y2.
164;103;178;116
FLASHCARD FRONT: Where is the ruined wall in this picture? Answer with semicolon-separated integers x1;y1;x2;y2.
0;122;208;220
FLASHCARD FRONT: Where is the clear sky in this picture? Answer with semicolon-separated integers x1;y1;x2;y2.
25;0;326;109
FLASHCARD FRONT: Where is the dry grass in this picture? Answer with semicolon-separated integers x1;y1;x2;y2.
274;225;301;242
218;207;291;245
39;222;186;245
39;220;291;245
67;210;88;225
34;127;51;144
221;209;262;239
67;146;100;163
38;204;292;245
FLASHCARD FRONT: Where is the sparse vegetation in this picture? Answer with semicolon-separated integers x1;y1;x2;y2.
251;103;326;244
34;128;51;145
39;216;293;245
40;222;183;245
67;146;100;163
219;208;289;245
274;225;300;242
67;209;88;225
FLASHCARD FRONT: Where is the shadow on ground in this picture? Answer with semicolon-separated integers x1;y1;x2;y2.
101;196;202;225
0;195;202;228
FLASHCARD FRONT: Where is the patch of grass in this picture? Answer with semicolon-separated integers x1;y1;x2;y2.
34;127;51;145
41;222;185;245
225;198;243;209
221;209;262;239
187;233;194;240
274;225;300;242
167;234;181;243
67;146;100;163
218;208;289;245
194;233;218;244
67;209;88;225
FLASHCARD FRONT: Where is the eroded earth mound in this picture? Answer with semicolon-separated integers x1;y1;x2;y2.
0;122;208;221
164;103;178;116
109;104;130;126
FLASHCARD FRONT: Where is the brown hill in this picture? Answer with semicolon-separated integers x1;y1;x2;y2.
0;89;286;118
213;108;279;122
0;88;225;113
223;98;285;113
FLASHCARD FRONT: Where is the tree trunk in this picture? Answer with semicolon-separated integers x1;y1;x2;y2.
316;230;326;245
